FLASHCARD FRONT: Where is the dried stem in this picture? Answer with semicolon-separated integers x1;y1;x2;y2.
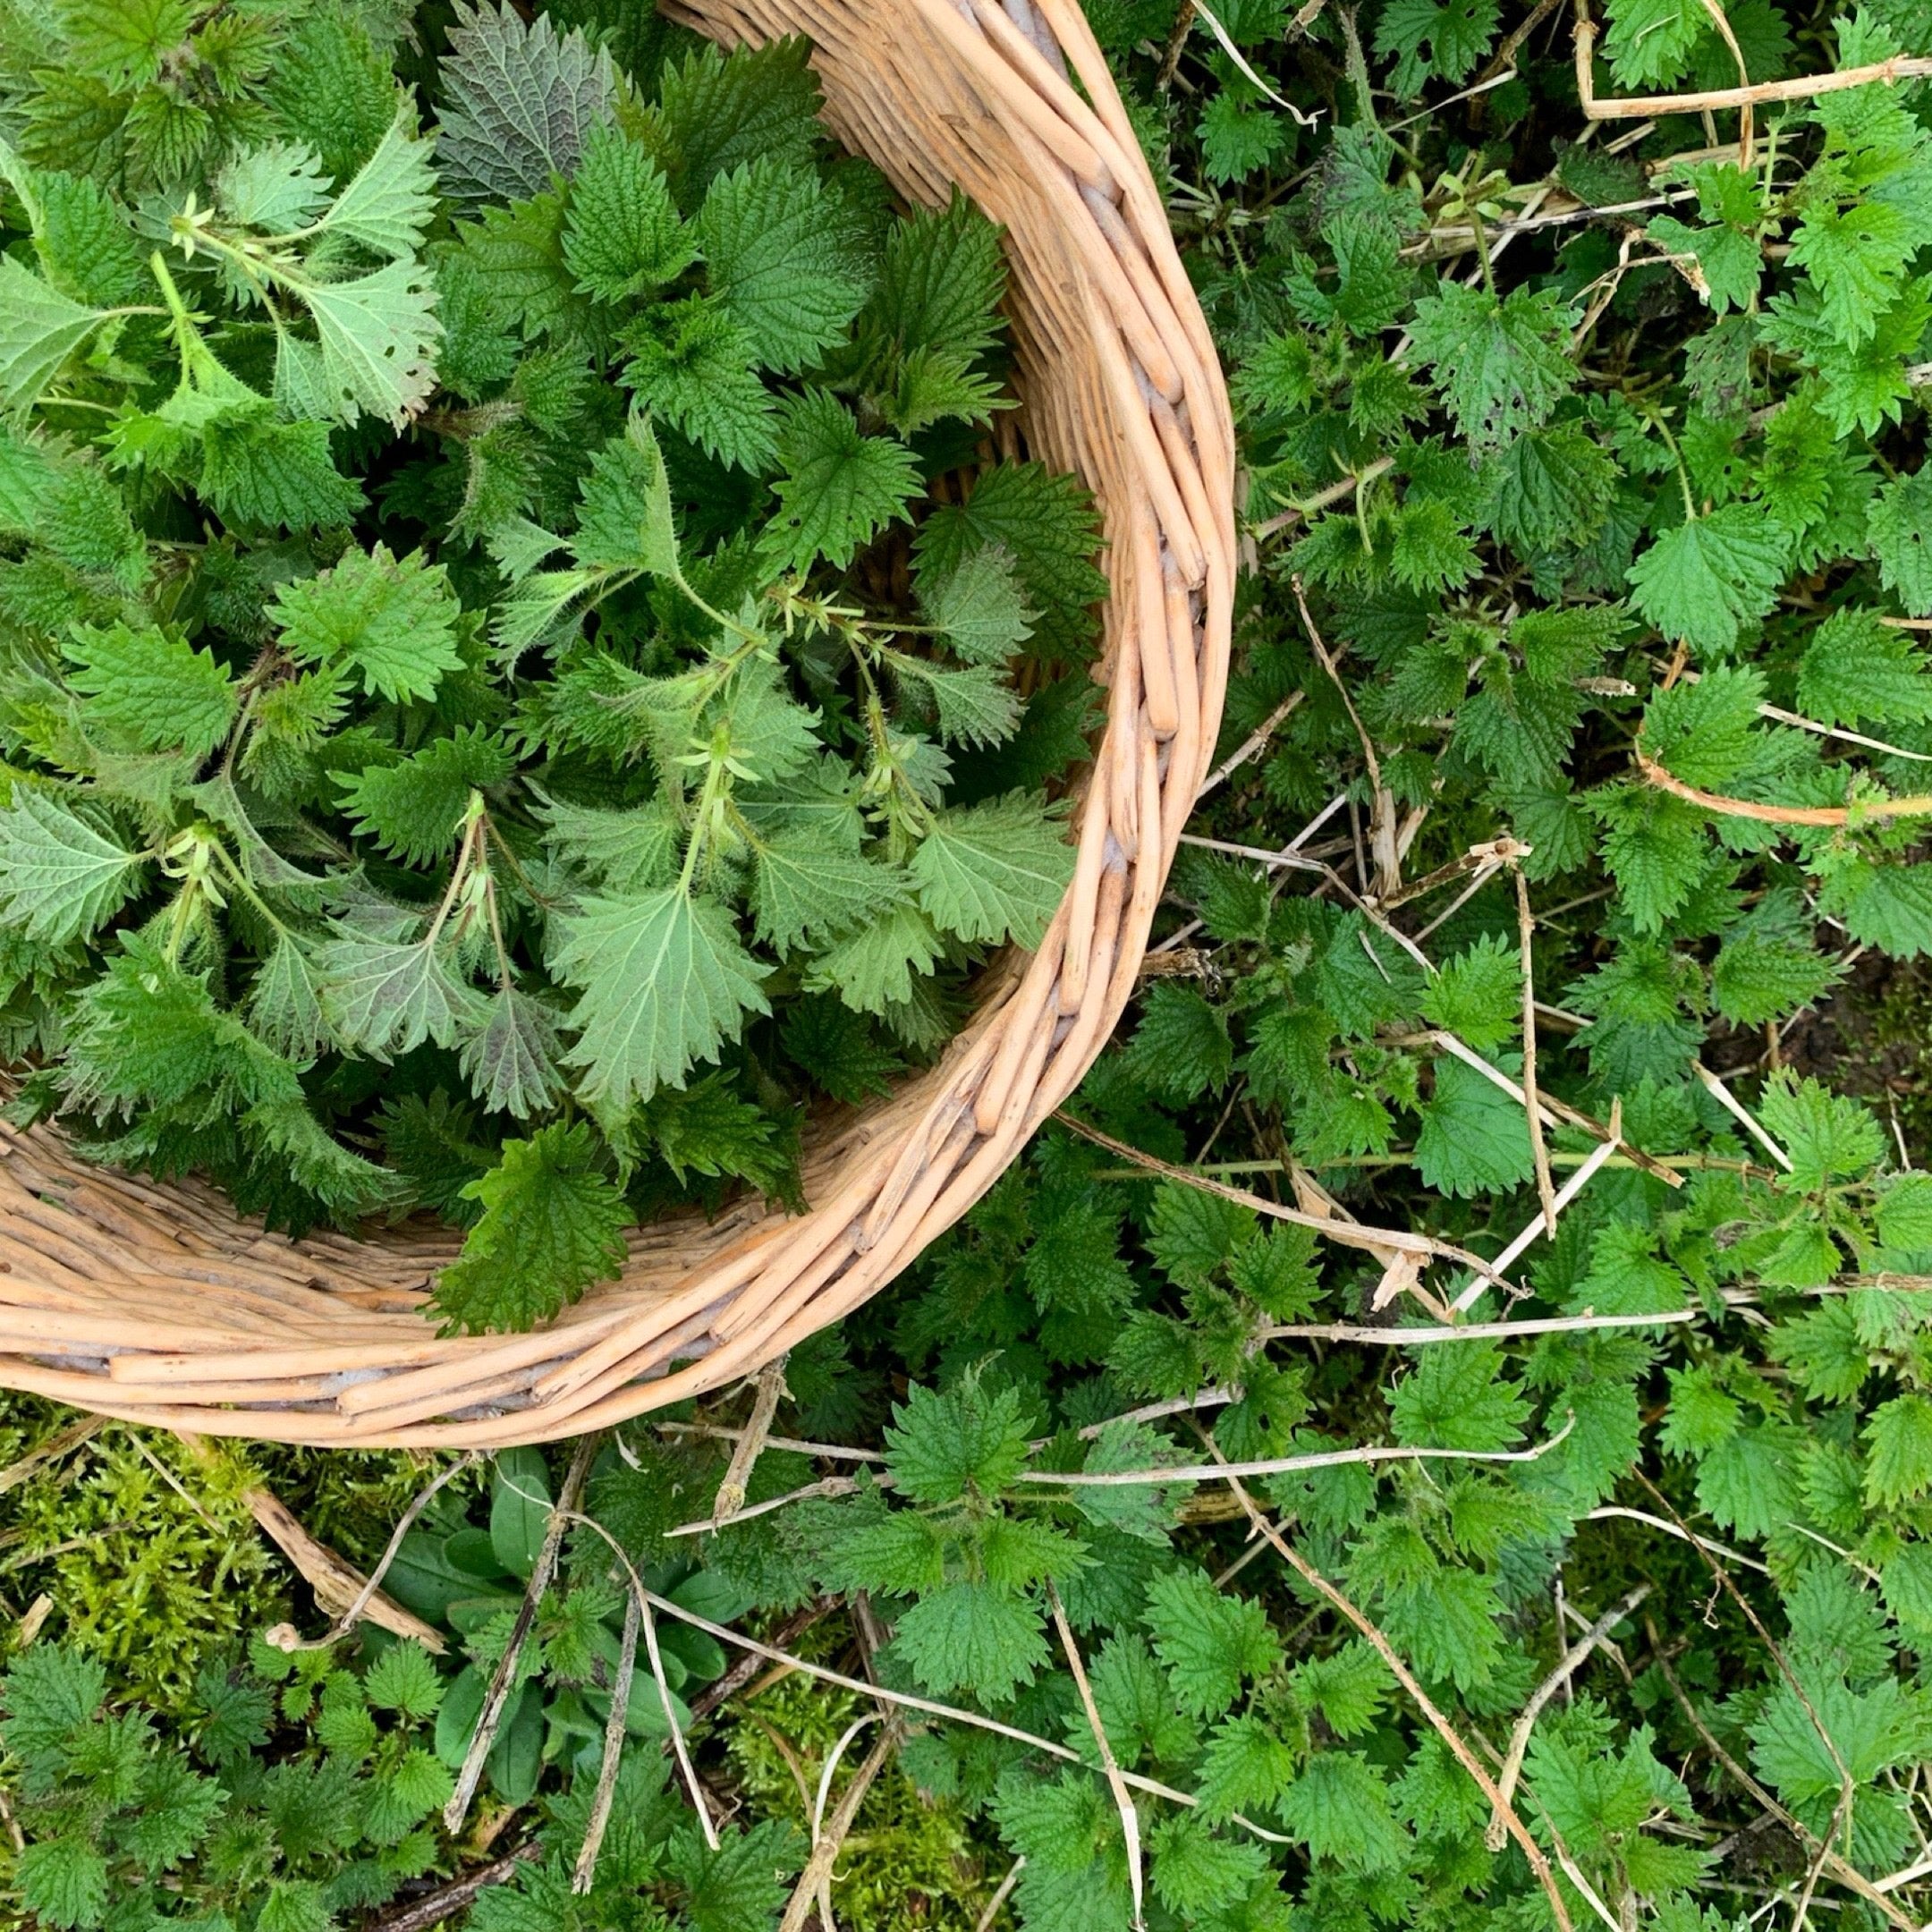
1197;691;1306;799
1648;1634;1916;1932
0;1415;103;1495
593;1555;1297;1845
712;1354;790;1526
777;1721;896;1932
1515;868;1560;1234
268;1451;481;1655
641;1585;718;1849
173;1432;445;1655
443;1436;598;1836
1047;1580;1144;1928
366;1844;541;1932
1573;0;1932;118
572;1583;641;1894
679;1417;1579;1536
1485;1584;1651;1848
975;1859;1027;1931
1635;745;1932;826
1054;1109;1528;1295
1631;1471;1858;1830
1264;1307;1693;1345
1015;1415;1574;1486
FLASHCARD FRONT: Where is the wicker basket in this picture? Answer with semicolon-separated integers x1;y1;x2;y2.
0;0;1233;1446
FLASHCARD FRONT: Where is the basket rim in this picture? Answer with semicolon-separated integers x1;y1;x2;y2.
0;0;1236;1445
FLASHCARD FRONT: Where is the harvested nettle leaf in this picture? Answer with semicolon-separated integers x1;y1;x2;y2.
0;2;1104;1334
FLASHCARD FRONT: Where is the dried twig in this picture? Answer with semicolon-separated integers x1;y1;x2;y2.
712;1354;790;1526
778;1720;896;1932
1573;0;1932;117
1692;1062;1794;1172
443;1436;599;1835
642;1584;718;1848
1048;1580;1144;1928
657;1419;882;1463
975;1859;1027;1931
1648;1636;1917;1932
1583;1504;1771;1575
1014;1416;1575;1487
1374;837;1529;911
1485;1584;1651;1848
1292;574;1400;899
1631;1470;1859;1836
265;1449;481;1655
688;1600;834;1722
366;1843;542;1932
0;1415;103;1494
1054;1110;1527;1296
1182;0;1320;120
572;1584;641;1894
590;1554;1297;1846
1446;1107;1628;1316
1635;743;1932;826
1425;1031;1683;1189
671;1473;864;1538
1479;0;1561;82
1512;869;1560;1233
681;1419;1579;1536
1196;691;1306;799
171;1432;445;1654
1266;1306;1694;1345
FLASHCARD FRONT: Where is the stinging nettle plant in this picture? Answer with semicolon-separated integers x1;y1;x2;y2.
0;0;1109;1335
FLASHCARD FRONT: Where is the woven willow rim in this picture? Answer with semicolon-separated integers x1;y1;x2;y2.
0;0;1234;1445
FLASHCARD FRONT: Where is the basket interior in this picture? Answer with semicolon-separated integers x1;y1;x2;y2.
0;0;1232;1443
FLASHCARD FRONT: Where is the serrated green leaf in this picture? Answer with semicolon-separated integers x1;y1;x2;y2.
1869;470;1932;616
552;886;770;1114
461;987;565;1120
64;622;237;759
910;792;1072;947
562;120;693;303
435;0;614;203
750;832;908;954
1629;506;1789;656
0;257;109;414
433;1122;630;1333
1407;282;1577;452
698;157;868;375
320;111;440;261
1414;1053;1536;1198
1145;1568;1282;1719
0;788;145;945
317;931;487;1060
270;544;463;705
763;388;920;574
337;730;513;866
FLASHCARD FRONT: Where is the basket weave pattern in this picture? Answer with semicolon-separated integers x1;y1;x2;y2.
0;0;1233;1445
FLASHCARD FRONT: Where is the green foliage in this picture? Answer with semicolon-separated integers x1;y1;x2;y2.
0;1;1099;1327
0;1413;285;1713
0;1635;453;1925
10;4;1932;1932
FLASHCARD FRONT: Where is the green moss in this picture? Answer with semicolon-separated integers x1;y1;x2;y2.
0;1398;285;1711
716;1626;993;1931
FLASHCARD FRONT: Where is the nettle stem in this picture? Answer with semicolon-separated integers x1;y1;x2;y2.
678;748;733;894
1641;402;1699;521
426;796;491;945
